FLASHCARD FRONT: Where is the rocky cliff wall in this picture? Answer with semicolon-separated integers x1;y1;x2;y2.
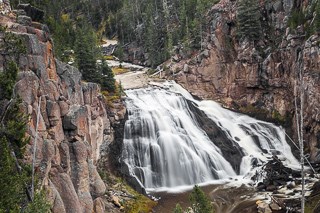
166;0;320;162
0;11;118;212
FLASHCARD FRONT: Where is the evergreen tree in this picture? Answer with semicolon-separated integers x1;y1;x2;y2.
25;190;51;213
236;0;262;42
173;203;183;213
75;23;99;82
98;60;116;92
2;99;29;158
0;136;28;212
144;2;162;67
314;1;320;32
189;185;213;213
0;61;18;100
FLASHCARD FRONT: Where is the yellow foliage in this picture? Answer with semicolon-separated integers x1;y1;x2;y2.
103;55;114;60
112;67;129;75
122;184;157;213
61;14;70;23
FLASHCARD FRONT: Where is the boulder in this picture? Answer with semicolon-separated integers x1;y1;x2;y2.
93;198;105;213
257;201;272;213
183;63;189;73
111;195;121;208
269;203;281;211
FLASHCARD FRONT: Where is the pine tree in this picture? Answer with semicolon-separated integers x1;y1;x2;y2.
189;185;213;213
0;61;18;100
314;1;320;32
236;0;262;42
173;203;183;213
0;136;28;212
98;60;116;92
75;24;99;82
25;190;51;213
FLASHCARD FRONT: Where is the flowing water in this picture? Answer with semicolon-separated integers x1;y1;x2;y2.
121;81;299;192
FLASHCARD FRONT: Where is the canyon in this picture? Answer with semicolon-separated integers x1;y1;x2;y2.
0;0;320;212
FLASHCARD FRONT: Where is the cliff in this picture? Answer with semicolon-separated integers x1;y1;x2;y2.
166;0;320;162
0;7;122;213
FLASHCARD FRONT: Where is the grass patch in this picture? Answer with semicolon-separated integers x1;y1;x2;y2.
100;173;157;213
104;55;114;60
112;67;129;75
271;110;287;124
123;184;157;213
101;82;124;108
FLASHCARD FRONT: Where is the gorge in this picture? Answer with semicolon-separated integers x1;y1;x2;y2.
0;0;320;212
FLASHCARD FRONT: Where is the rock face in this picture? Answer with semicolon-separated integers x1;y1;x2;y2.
167;0;320;162
0;11;114;213
0;0;11;14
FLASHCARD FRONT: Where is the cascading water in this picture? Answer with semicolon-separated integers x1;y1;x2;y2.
122;81;299;191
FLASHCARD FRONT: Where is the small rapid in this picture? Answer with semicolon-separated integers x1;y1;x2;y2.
121;81;299;192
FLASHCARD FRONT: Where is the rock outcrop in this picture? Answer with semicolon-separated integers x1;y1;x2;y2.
0;0;11;14
166;0;320;162
0;10;114;213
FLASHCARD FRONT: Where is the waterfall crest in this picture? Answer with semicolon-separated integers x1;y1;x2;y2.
122;81;299;191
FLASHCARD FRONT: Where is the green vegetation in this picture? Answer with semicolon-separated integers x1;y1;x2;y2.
286;1;320;38
0;98;50;212
9;0;117;93
74;22;99;83
236;0;262;42
25;190;51;213
189;185;214;213
116;0;219;67
288;8;306;30
0;61;18;100
0;25;50;213
305;194;320;213
239;104;269;120
0;27;26;61
0;136;28;212
314;1;320;32
98;172;157;213
11;0;220;68
98;60;116;92
173;203;183;213
271;110;287;125
172;185;214;213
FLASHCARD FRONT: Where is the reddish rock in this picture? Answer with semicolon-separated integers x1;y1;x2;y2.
47;181;67;213
59;100;69;116
93;198;105;213
50;169;82;213
88;160;106;197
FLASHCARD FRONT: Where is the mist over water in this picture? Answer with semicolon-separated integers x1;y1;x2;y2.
122;81;299;192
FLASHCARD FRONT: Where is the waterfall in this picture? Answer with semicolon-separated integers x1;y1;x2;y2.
122;81;299;191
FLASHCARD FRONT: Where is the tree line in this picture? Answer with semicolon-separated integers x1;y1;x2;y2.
11;0;116;92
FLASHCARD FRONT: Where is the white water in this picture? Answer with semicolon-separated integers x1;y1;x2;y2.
122;81;299;192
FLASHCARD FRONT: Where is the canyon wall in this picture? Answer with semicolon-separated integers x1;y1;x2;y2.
0;8;123;212
166;0;320;162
